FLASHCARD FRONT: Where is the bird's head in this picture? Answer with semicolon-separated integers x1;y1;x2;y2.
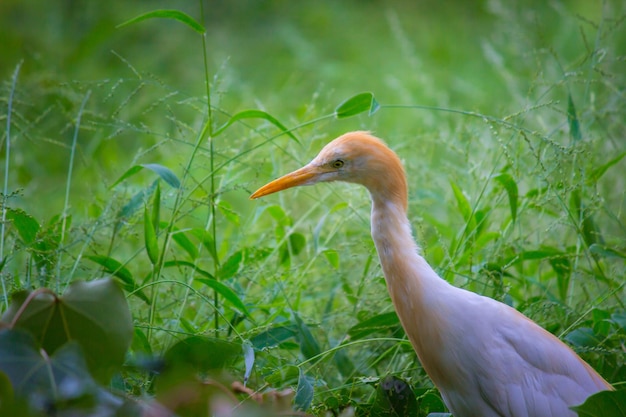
250;131;408;210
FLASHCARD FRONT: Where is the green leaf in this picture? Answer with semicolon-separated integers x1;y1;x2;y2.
250;325;298;349
84;255;150;304
1;279;133;383
589;244;626;259
571;389;626;417
115;180;158;230
570;189;604;247
111;164;180;189
589;151;626;184
144;206;159;265
292;312;321;361
152;181;161;232
219;250;243;279
167;226;199;260
0;329;100;404
163;336;240;373
117;9;205;33
347;312;401;340
335;92;380;118
564;327;602;348
450;181;476;231
5;208;40;245
142;163;181;188
195;278;250;316
214;109;298;142
567;93;582;142
189;228;219;264
493;173;518;222
163;260;214;280
110;165;143;188
294;369;314;411
323;249;339;269
289;232;306;256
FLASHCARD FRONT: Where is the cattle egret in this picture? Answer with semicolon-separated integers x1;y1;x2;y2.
250;131;611;416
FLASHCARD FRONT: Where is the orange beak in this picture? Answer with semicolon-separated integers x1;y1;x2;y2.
250;165;320;199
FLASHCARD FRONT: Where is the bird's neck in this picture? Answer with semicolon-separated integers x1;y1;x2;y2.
370;195;451;364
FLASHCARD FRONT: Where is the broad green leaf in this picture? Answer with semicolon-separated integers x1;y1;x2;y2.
164;260;214;280
289;232;306;256
294;369;314;411
335;92;380;118
323;249;339;269
250;325;298;349
292;312;321;361
214;109;298;142
266;205;291;226
0;330;99;403
611;312;626;331
1;279;133;383
347;312;401;340
117;9;205;34
195;278;250;316
5;208;40;245
571;389;626;417
564;327;602;348
567;93;582;142
163;336;240;373
85;255;150;304
144;206;159;265
493;173;518;222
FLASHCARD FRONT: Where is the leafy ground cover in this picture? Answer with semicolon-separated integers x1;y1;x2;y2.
1;0;625;415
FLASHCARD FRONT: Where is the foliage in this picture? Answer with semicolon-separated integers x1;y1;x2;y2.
1;0;625;415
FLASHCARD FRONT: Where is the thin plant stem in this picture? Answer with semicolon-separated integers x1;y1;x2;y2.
0;61;22;309
56;90;91;292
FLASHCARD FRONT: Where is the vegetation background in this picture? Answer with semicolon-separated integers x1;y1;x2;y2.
0;0;624;416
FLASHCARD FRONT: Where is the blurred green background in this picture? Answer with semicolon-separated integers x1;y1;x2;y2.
2;0;623;219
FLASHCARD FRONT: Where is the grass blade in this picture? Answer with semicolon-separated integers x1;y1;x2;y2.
214;109;298;142
117;9;205;34
567;93;582;142
195;278;250;317
144;206;159;265
85;255;150;304
494;173;518;223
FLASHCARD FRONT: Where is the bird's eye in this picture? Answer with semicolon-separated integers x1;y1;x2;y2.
331;159;344;168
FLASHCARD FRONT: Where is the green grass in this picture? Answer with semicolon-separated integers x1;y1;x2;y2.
1;0;625;415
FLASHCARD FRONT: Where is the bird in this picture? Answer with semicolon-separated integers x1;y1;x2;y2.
250;131;612;417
